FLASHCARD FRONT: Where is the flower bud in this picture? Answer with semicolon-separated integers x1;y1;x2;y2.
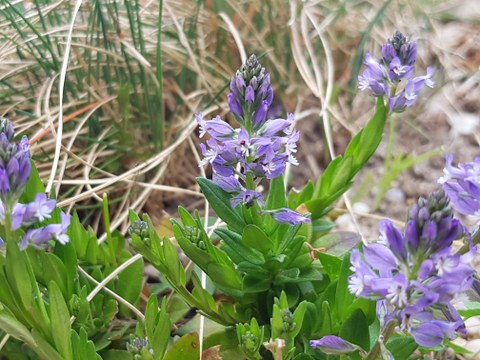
310;335;359;355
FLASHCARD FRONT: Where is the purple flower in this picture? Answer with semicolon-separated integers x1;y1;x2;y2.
260;208;310;225
228;54;274;129
0;119;31;206
411;322;451;348
231;190;264;208
20;212;71;250
310;335;358;354
439;154;480;216
349;190;476;348
18;193;56;227
197;55;305;226
358;31;433;113
0;118;70;250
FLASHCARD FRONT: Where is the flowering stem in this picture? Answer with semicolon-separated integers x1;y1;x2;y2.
365;319;397;360
458;228;480;255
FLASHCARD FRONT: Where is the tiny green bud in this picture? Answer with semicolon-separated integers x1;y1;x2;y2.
129;220;150;243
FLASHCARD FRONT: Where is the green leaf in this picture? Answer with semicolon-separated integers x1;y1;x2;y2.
48;281;72;360
197;178;246;232
242;224;273;255
29;250;71;300
458;301;480;319
319;156;353;195
216;228;264;265
117;255;144;316
313;232;361;258
100;350;133;360
346;297;377;325
339;309;369;352
166;294;190;323
316;252;342;281
164;332;200;360
0;307;36;348
151;298;172;360
320;301;332;336
19;161;45;203
386;335;418;360
67;212;89;259
5;240;33;310
334;254;354;321
274;268;300;284
145;295;159;342
242;275;271;293
306;98;387;219
71;328;101;360
288;180;315;210
345;98;387;174
53;242;77;297
291;301;308;338
265;174;287;210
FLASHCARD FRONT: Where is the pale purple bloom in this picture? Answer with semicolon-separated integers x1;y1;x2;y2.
411;322;453;348
359;31;433;113
228;54;274;129
0;119;31;206
197;55;305;226
20;193;56;226
212;174;242;193
227;93;244;119
0;118;70;250
439;154;480;216
310;336;357;354
260;208;310;225
231;190;264;208
349;190;475;348
20;212;71;249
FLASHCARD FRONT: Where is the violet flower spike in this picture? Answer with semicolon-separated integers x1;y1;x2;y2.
358;31;433;113
348;190;476;348
0;118;71;250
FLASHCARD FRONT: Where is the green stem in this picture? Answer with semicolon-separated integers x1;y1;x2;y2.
365;319;397;360
245;173;255;190
102;194;116;264
458;228;480;254
169;282;233;326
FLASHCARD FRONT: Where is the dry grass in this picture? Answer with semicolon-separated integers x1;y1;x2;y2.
0;0;477;249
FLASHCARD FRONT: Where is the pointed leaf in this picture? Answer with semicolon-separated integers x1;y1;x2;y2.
197;178;246;232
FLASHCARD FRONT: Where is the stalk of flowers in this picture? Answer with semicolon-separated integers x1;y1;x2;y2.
311;190;476;355
0;118;70;249
358;31;434;113
350;190;474;348
197;55;310;225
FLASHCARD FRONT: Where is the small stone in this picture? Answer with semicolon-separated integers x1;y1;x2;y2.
352;202;370;213
385;188;405;203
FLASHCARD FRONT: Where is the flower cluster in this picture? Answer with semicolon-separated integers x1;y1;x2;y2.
198;55;309;225
358;31;434;113
228;54;273;128
0;118;70;249
438;154;480;217
0;119;30;207
347;190;474;347
126;336;154;358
